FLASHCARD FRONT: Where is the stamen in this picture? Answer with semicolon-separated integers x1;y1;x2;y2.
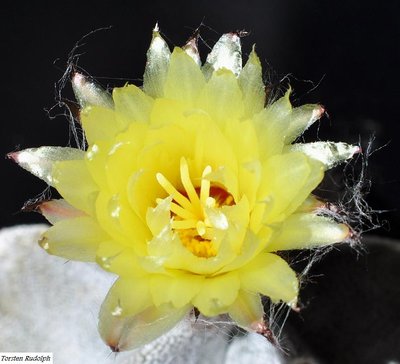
156;172;193;212
171;219;198;230
170;202;197;220
200;165;212;205
155;159;235;259
180;158;201;214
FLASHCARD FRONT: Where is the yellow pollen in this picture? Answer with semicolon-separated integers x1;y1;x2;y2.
156;157;234;258
177;230;217;258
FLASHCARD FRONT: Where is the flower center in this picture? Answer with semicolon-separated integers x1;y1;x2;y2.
156;157;234;258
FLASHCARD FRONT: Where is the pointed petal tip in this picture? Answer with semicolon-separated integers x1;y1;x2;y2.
108;344;120;353
204;31;243;77
183;31;199;48
37;199;86;224
290;302;301;312
183;32;201;65
20;198;57;215
314;104;325;120
226;31;241;42
38;235;50;251
71;71;85;88
151;23;165;40
340;223;352;240
71;72;113;109
354;145;362;155
7;147;84;185
6;151;18;162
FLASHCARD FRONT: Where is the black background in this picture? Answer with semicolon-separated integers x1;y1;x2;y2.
2;1;399;363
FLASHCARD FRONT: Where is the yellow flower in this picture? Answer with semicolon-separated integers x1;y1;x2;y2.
10;27;359;351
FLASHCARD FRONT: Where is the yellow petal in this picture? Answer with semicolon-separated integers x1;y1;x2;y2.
224;119;259;164
163;47;206;106
198;68;244;125
240;252;298;304
85;141;111;189
266;213;349;251
150;272;204;308
113;84;153;123
98;277;188;352
127;127;186;220
149;98;186;127
238;48;265;118
96;191;150;253
224;118;260;207
96;241;145;276
238;160;262;210
52;159;99;215
99;277;152;318
39;216;108;261
184;112;239;181
80;106;128;145
219;227;272;274
105;122;147;194
192;272;240;317
295;195;325;213
252;152;323;227
253;90;292;158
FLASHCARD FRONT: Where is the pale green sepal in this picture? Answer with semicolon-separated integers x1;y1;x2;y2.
39;216;107;261
143;25;171;98
72;73;113;109
103;305;189;352
240;252;298;305
202;33;242;79
285;104;324;144
8;147;84;186
113;84;154;122
238;47;265;117
38;199;86;225
286;142;360;169
183;34;201;66
52;159;99;215
228;290;264;332
163;48;206;105
253;89;292;157
99;279;191;352
266;213;350;251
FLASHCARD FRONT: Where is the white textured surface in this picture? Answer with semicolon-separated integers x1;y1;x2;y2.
0;224;283;364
